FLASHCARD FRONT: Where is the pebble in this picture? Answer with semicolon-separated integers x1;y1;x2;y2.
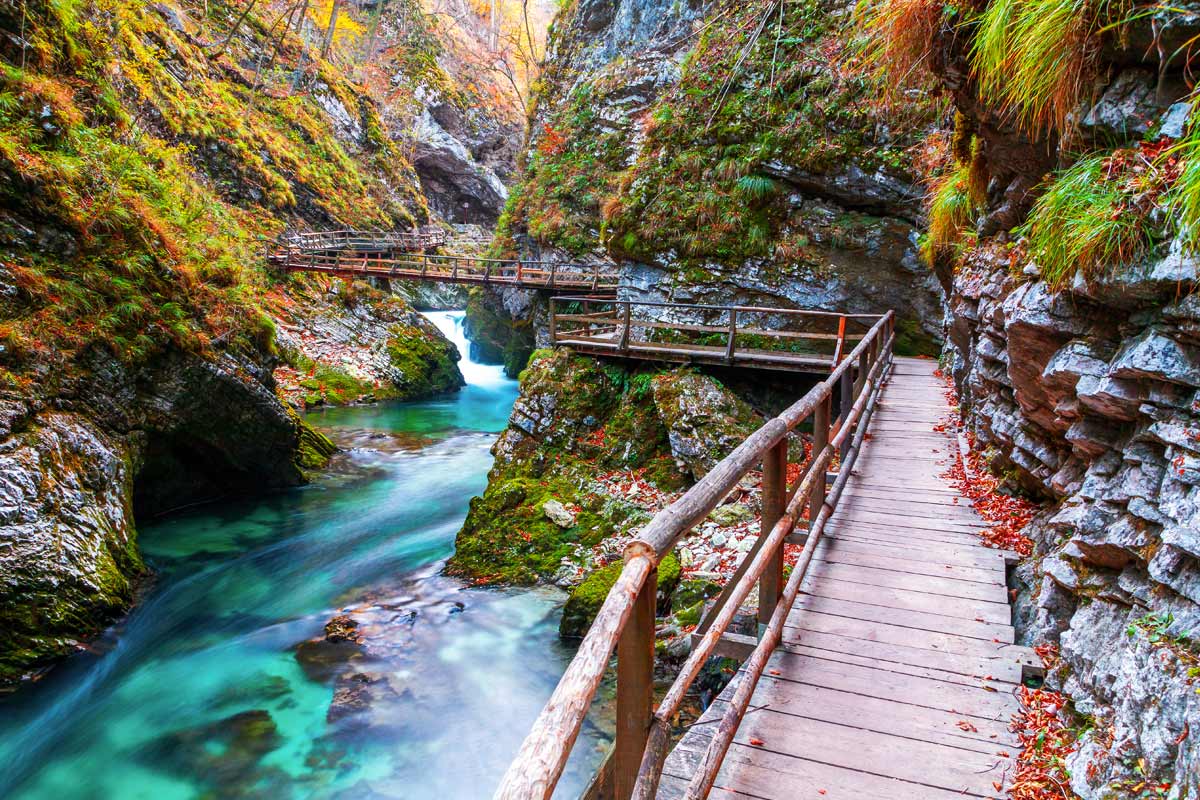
710;532;727;547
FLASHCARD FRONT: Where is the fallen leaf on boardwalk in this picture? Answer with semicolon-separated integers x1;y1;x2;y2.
957;720;979;733
748;738;765;746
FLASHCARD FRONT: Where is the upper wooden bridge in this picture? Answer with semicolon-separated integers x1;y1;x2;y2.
549;297;878;374
272;229;620;292
496;313;1035;799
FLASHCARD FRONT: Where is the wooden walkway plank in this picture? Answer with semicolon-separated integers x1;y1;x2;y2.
661;362;1023;799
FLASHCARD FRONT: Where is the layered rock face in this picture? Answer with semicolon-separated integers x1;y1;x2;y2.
951;250;1200;797
921;9;1200;795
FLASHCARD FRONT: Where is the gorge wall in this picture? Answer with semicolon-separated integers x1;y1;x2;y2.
466;0;948;373
0;0;524;689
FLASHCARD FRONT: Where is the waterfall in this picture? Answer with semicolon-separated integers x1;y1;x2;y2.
422;310;511;391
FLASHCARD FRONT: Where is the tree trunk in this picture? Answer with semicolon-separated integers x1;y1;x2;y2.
321;1;339;59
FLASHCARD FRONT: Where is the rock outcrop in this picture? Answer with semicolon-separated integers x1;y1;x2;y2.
476;0;944;358
0;343;331;688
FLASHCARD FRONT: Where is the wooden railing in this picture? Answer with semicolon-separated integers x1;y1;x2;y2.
549;297;881;373
495;311;895;800
272;250;622;292
281;228;447;253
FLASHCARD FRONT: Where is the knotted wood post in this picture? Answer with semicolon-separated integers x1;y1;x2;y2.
549;298;558;346
758;438;788;630
725;308;738;363
812;393;831;522
613;562;656;800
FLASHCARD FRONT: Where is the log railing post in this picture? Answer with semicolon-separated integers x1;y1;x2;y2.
758;438;788;631
584;300;592;339
839;368;854;463
550;262;557;289
812;393;831;522
613;570;656;800
620;301;632;353
549;298;558;346
725;309;738;363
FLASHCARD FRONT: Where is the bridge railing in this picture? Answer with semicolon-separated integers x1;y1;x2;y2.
281;228;447;253
549;297;880;371
274;250;622;291
495;310;895;800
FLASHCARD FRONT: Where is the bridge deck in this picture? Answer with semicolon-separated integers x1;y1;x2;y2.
660;356;1031;799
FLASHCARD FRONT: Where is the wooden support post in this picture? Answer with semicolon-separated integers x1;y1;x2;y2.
619;301;632;353
758;438;787;631
549;299;558;346
549;262;557;288
812;394;830;522
584;300;592;339
839;368;854;463
613;569;656;800
855;346;868;398
725;309;738;363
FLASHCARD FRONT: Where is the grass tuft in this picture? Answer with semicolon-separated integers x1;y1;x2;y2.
970;0;1126;135
1018;153;1157;286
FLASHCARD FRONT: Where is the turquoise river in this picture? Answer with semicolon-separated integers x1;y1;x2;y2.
0;312;610;800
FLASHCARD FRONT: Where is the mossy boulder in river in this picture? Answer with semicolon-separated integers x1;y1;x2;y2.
559;552;682;639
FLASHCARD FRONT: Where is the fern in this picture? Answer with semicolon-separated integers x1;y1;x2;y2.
735;174;779;200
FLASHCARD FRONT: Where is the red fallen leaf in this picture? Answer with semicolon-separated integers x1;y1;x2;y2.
748;738;765;746
768;669;781;676
818;791;827;796
993;782;1003;791
1176;724;1190;745
956;720;979;733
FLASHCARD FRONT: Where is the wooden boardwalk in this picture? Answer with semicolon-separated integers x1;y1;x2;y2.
660;356;1033;799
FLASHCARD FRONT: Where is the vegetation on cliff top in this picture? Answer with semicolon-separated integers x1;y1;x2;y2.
860;0;1200;289
498;0;938;266
0;0;429;395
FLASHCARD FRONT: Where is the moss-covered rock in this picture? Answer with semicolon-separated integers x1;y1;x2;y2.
559;552;682;639
463;288;538;378
449;350;763;586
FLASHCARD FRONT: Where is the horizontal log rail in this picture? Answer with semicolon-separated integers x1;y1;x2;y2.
271;250;622;292
281;228;447;252
548;297;882;373
494;310;895;800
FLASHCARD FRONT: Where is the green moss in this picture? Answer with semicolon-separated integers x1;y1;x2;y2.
293;418;336;472
558;552;682;638
384;322;464;398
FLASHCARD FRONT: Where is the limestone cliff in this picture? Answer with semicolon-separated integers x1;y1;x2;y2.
0;0;505;689
466;0;946;368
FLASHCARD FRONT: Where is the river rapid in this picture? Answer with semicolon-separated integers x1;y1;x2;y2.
0;311;608;800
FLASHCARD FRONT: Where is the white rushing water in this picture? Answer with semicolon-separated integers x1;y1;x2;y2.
423;309;511;390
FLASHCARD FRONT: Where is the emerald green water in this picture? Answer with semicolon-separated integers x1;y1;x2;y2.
0;312;610;800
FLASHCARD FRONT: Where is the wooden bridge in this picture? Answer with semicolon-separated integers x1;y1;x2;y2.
497;313;1034;799
282;228;448;253
550;297;877;374
272;229;620;292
